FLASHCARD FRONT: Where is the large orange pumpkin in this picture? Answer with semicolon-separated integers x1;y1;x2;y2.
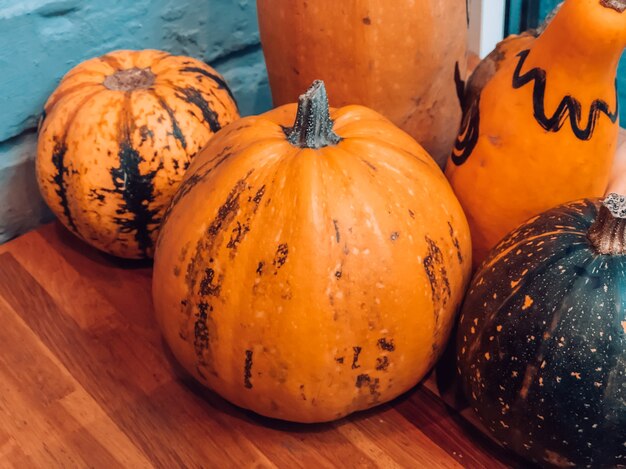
37;49;239;259
446;0;626;268
153;81;472;423
256;0;468;167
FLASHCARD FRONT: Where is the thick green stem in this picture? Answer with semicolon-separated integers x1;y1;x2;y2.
588;193;626;255
284;80;341;149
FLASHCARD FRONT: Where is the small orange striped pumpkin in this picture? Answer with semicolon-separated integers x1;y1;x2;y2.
37;49;239;259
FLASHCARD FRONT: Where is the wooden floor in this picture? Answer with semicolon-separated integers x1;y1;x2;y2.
0;223;521;468
5;130;625;467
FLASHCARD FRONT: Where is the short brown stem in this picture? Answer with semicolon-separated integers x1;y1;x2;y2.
284;80;341;149
600;0;626;13
535;2;563;34
104;68;155;92
588;193;626;255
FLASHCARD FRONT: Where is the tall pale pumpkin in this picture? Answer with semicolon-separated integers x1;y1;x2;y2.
256;0;468;167
153;81;472;423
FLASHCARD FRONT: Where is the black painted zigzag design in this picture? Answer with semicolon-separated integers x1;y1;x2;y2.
513;48;619;141
450;49;620;167
451;62;480;166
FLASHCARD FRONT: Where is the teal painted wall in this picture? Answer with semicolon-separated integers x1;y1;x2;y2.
505;0;626;124
2;1;624;244
0;0;272;243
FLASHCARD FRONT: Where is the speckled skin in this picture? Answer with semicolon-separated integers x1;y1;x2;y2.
457;198;626;468
36;50;239;258
154;85;472;423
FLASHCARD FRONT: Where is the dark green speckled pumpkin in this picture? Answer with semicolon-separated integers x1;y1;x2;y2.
457;194;626;468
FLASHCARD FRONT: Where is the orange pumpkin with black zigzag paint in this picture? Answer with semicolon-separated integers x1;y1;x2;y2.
446;0;626;268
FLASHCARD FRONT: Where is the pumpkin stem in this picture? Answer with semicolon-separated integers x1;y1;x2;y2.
284;80;341;149
600;0;626;13
588;193;626;255
104;68;155;92
534;2;563;35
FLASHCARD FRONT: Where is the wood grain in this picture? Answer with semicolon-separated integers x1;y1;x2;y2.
4;129;624;467
0;223;524;468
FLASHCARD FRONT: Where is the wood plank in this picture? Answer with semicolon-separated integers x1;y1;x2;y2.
0;291;151;468
0;225;516;468
0;253;333;468
8;129;625;466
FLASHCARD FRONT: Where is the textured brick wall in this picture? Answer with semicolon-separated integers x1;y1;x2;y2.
0;0;271;243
